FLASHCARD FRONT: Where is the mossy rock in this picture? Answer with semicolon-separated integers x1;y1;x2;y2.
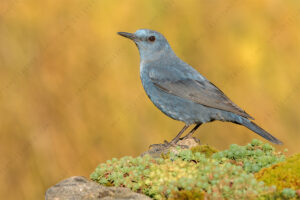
161;144;218;159
255;153;300;190
191;144;218;157
91;140;298;199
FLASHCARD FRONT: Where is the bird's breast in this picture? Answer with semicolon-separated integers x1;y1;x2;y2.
139;62;151;90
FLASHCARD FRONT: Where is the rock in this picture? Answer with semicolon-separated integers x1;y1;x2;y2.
45;176;151;200
141;137;200;158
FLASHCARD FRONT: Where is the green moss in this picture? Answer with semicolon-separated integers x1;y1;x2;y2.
190;144;218;157
169;189;205;200
212;139;285;173
258;188;298;200
90;140;297;200
160;152;170;159
255;153;300;190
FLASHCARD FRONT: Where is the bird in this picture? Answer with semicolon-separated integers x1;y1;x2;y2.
117;29;282;146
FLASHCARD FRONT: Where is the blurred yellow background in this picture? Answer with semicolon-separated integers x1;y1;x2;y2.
1;0;300;199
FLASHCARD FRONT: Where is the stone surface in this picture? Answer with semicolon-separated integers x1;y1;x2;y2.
45;176;151;200
141;137;200;158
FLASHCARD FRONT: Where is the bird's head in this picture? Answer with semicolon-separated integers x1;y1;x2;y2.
118;29;174;61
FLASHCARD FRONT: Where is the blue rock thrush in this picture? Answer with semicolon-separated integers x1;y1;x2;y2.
118;29;282;145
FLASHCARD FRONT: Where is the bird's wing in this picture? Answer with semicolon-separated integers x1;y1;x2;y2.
149;66;254;119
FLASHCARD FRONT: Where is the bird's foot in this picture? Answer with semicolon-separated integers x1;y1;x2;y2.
148;140;174;149
144;137;200;158
149;139;189;150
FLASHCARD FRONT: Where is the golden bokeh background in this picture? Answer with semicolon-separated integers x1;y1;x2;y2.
1;0;300;199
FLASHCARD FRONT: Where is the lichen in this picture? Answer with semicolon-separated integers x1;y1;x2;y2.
255;153;300;190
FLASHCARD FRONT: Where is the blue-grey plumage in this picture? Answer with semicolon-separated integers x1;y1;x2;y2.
117;29;282;145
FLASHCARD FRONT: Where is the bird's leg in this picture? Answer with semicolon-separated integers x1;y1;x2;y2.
169;124;190;145
149;125;189;149
181;123;202;140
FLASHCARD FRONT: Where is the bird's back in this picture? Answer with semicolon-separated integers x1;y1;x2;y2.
140;55;253;121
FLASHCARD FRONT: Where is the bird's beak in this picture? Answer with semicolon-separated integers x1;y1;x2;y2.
117;32;136;40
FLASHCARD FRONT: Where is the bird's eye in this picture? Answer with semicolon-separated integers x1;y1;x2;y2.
148;36;156;42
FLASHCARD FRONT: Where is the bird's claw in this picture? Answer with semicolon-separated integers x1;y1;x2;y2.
148;141;171;149
148;139;189;150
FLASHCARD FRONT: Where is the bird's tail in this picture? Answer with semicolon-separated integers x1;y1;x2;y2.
238;119;283;145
